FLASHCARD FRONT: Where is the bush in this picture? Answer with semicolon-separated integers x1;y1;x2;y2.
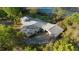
43;37;78;51
0;25;16;50
0;10;7;17
16;31;26;39
50;8;73;23
2;7;22;18
52;37;77;51
2;7;22;24
62;13;79;28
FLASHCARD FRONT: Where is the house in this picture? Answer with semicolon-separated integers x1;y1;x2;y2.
20;16;64;38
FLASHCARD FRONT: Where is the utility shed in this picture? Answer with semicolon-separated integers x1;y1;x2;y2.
21;16;64;38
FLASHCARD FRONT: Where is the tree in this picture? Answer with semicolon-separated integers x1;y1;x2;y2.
43;37;78;51
2;7;22;24
0;25;16;50
51;7;72;23
61;13;79;28
52;37;77;51
2;7;22;18
0;9;7;17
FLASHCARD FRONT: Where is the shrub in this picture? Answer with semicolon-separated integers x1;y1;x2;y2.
52;37;77;51
0;25;16;50
43;37;78;51
50;8;71;23
62;13;79;28
2;7;22;24
0;10;7;17
2;7;22;18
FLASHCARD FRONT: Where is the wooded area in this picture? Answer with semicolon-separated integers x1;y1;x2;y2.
0;7;79;51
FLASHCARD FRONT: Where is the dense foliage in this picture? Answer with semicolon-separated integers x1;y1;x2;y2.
61;13;79;28
2;7;22;18
0;25;16;50
44;37;78;51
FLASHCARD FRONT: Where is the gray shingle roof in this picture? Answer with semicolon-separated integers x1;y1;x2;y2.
21;16;64;38
48;25;64;37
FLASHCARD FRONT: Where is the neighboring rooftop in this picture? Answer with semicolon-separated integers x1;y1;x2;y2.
20;16;64;44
